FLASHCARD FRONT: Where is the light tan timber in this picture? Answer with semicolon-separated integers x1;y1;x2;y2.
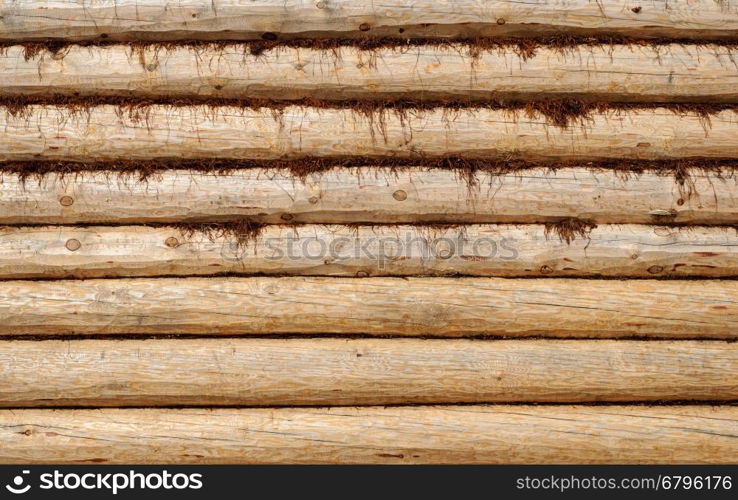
3;44;738;103
1;338;736;407
1;168;736;225
2;0;737;41
3;224;738;279
0;276;736;337
1;406;737;464
1;106;737;162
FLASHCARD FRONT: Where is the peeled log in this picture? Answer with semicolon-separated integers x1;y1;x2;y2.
1;338;736;407
1;0;737;41
1;406;737;464
0;276;735;337
0;167;735;225
3;44;738;103
3;224;738;279
0;106;737;162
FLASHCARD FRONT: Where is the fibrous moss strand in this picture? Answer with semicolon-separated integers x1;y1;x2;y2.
544;218;598;244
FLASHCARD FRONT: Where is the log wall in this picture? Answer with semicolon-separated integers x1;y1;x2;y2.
0;0;737;465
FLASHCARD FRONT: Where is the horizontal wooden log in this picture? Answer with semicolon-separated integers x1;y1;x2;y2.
2;0;737;42
1;106;738;162
3;44;738;103
2;406;737;463
0;277;736;337
1;167;736;225
1;338;736;407
3;224;738;279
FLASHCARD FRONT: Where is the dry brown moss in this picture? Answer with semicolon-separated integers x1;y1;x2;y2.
174;220;267;248
1;94;736;129
544;218;597;244
3;35;738;62
4;156;738;192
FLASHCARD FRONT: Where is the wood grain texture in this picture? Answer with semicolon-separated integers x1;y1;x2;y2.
1;406;737;464
0;276;735;337
1;105;737;162
3;224;738;279
2;0;737;41
1;338;736;407
3;43;738;103
1;167;735;225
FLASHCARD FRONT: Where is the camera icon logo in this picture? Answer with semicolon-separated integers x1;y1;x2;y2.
6;470;31;494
